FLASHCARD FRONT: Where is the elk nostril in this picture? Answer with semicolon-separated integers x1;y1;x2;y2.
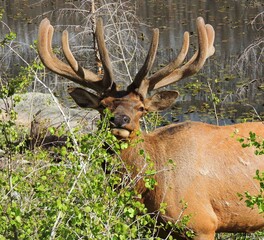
111;115;130;127
123;115;130;124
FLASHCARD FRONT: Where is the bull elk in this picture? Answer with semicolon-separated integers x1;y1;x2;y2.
38;17;264;239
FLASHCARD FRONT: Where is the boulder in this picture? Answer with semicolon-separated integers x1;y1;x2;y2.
0;92;99;147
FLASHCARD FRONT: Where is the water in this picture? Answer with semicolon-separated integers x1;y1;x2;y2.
0;0;263;124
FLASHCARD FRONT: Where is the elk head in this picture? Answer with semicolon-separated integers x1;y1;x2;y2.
38;17;215;139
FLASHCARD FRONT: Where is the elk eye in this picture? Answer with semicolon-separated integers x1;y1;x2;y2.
138;107;145;112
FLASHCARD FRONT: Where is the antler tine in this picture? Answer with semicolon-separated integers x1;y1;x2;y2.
61;30;103;89
127;28;159;92
205;24;215;58
95;18;116;91
38;19;81;81
38;18;112;93
146;31;190;89
146;17;214;91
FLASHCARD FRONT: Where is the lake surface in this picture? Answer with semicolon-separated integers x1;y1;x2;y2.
0;0;263;124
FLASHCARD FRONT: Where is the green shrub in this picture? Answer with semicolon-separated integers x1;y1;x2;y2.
237;132;264;215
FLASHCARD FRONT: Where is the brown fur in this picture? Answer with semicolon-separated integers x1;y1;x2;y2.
121;121;264;239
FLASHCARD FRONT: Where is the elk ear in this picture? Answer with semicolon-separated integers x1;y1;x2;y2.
144;91;179;112
68;87;101;109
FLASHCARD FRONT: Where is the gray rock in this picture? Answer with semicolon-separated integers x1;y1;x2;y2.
0;92;99;136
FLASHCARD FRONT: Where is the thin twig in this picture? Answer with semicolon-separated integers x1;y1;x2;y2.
207;80;219;126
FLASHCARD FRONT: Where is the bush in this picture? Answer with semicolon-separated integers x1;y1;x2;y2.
237;132;264;215
0;105;175;239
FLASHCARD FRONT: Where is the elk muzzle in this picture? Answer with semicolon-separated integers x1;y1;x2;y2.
110;114;132;139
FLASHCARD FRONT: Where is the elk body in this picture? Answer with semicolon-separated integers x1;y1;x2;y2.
38;17;264;239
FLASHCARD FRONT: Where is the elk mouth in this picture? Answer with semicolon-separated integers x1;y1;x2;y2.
111;128;131;139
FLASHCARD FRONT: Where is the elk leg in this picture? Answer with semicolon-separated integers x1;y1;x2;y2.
189;203;218;240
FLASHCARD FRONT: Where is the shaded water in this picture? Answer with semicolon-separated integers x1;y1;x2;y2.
136;0;264;124
0;0;263;124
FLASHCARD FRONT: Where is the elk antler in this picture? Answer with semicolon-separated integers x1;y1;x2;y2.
38;18;115;94
38;17;214;98
129;17;215;96
127;28;159;92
